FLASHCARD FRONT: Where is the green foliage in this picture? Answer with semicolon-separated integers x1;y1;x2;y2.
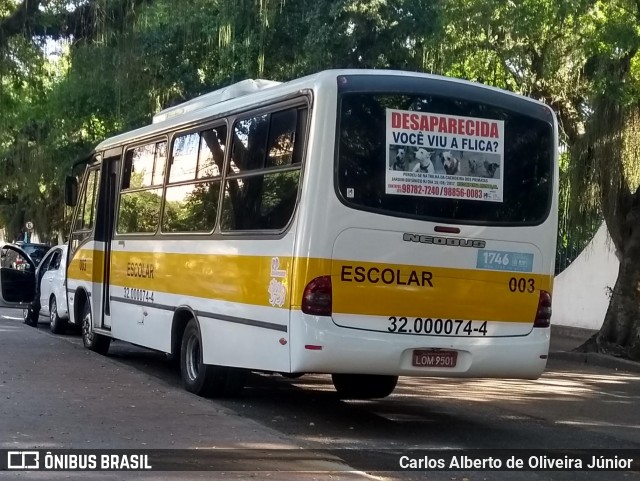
162;182;220;233
0;0;635;254
435;0;598;143
570;0;640;228
117;189;162;234
2;0;640;354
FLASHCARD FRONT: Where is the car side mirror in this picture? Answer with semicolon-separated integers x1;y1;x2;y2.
65;176;78;207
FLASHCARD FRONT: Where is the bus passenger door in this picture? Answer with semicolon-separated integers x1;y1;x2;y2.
67;163;101;326
94;151;121;330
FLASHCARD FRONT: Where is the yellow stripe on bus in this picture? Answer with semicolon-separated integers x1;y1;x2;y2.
67;249;104;283
109;251;294;308
68;251;552;322
325;260;551;322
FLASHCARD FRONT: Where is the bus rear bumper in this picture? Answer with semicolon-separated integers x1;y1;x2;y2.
289;312;550;379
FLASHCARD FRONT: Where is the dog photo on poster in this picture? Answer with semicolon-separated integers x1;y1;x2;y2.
385;108;505;202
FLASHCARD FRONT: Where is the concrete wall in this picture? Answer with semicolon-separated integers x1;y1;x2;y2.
552;223;619;330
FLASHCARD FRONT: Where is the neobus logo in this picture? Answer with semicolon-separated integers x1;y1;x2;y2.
403;233;486;248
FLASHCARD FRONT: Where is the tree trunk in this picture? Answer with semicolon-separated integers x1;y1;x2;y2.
578;219;640;360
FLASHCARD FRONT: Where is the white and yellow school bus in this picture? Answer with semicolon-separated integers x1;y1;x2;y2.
0;70;558;398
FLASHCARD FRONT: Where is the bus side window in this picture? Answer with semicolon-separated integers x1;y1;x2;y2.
204;126;227;179
231;114;269;173
162;126;226;234
221;106;307;231
73;168;100;232
199;126;225;179
266;109;298;168
121;141;166;190
117;141;166;235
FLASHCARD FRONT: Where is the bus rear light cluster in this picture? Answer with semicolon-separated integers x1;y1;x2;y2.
533;290;552;328
301;276;332;316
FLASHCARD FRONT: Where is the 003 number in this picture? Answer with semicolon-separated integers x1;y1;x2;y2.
508;277;535;293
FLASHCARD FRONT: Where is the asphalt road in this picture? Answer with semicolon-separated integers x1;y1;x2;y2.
1;308;639;481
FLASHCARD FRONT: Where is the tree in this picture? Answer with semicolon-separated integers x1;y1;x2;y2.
432;0;640;360
433;0;599;145
571;0;640;359
1;0;639;359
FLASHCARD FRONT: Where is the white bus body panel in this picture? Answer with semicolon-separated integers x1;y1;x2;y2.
106;236;296;373
287;76;557;379
290;312;549;378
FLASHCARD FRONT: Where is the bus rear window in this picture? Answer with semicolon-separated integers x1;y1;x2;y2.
337;92;553;225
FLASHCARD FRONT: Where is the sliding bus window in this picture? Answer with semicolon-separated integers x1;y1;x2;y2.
221;105;307;232
117;141;166;234
162;125;227;233
74;168;101;232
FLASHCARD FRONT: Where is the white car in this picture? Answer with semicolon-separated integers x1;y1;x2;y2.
23;245;69;333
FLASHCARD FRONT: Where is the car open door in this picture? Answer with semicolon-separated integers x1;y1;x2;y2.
37;249;56;314
0;244;37;308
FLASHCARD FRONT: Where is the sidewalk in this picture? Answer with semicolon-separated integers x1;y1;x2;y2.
549;324;640;373
0;312;371;480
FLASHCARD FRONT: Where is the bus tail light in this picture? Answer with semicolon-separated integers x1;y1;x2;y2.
302;276;332;316
534;290;552;328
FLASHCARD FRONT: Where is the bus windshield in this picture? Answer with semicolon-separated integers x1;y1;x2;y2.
337;91;554;226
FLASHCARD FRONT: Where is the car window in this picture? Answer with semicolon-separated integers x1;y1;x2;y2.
0;248;12;268
3;247;35;271
39;253;52;272
49;251;62;271
22;245;49;266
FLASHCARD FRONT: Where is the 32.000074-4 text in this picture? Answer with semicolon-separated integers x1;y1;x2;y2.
388;317;488;336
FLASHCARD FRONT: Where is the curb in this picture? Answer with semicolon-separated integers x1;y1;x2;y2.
550;324;597;340
549;350;640;374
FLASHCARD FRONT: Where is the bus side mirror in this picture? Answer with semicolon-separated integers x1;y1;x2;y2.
64;176;78;207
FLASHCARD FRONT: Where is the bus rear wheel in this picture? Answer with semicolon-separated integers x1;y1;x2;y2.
180;319;246;398
331;374;398;399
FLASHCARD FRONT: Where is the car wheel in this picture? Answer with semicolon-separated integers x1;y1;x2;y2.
180;318;246;397
49;297;68;334
23;306;38;327
81;301;110;354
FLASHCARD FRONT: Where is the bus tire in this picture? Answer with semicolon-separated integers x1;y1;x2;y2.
81;301;110;355
331;374;398;399
49;296;68;334
180;319;247;397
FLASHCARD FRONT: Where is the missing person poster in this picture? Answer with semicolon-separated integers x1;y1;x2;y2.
385;109;505;202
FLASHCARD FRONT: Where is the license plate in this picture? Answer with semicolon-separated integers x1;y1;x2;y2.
412;350;458;368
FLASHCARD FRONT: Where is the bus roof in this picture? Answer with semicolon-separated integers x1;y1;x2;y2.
95;69;553;152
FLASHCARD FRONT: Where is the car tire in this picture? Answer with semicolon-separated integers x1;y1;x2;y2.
180;318;246;397
49;297;68;334
81;301;110;355
331;374;398;399
23;306;39;327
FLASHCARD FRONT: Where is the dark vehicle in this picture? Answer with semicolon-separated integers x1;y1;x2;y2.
0;244;36;323
13;243;49;268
